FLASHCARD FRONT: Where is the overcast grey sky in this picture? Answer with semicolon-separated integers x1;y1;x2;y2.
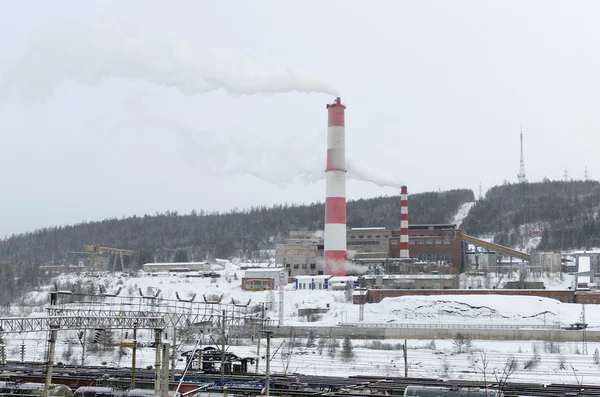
1;1;599;238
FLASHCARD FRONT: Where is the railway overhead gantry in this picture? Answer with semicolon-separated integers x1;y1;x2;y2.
0;289;275;397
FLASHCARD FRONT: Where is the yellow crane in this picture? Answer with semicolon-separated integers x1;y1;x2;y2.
84;245;134;273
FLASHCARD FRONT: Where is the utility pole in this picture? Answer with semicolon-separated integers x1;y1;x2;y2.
403;339;408;378
256;302;265;373
170;327;177;382
161;343;170;397
131;322;138;388
43;325;59;397
220;309;226;380
261;330;273;397
79;329;86;366
154;328;163;397
278;276;285;326
582;304;588;355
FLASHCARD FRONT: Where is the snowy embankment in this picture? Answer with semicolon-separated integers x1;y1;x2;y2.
452;202;475;228
3;264;598;385
16;266;586;328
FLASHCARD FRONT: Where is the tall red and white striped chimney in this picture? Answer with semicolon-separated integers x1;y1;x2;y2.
400;185;409;259
324;97;347;276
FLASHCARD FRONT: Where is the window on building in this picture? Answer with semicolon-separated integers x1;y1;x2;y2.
302;263;308;269
391;240;398;245
359;235;364;239
409;240;415;245
418;240;424;245
285;263;290;268
375;235;381;238
310;263;316;269
293;264;299;269
426;239;433;245
350;236;355;239
444;239;450;245
435;239;442;245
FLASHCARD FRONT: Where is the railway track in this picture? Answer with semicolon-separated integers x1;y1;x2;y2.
2;362;600;396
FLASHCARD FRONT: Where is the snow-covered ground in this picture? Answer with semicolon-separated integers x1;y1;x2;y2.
3;262;598;385
21;265;582;328
452;202;475;228
6;333;599;385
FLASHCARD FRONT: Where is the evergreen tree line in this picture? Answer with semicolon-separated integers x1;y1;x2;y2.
0;189;473;305
460;179;600;250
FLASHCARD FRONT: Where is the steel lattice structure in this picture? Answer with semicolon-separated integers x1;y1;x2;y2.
0;315;163;333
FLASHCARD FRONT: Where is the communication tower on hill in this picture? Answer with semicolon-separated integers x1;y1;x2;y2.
517;128;527;183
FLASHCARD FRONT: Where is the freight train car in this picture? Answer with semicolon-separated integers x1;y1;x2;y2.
403;386;503;397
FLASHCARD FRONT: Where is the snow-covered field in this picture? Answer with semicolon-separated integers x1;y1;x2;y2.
3;262;598;385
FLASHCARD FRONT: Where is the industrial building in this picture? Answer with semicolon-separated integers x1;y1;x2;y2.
276;221;531;277
275;231;323;277
295;275;331;290
573;251;600;275
359;274;459;290
277;224;466;276
281;97;530;279
530;252;563;273
242;267;287;291
141;261;211;273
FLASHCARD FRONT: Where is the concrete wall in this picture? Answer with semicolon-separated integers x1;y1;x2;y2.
235;325;600;342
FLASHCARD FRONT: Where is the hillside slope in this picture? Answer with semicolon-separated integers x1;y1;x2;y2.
461;180;600;250
0;189;474;305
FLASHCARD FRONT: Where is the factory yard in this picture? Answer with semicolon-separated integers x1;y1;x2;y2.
0;262;597;387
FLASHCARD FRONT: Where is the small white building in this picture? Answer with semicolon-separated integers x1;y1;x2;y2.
577;256;591;290
295;275;331;290
244;267;287;287
142;262;211;273
328;276;358;290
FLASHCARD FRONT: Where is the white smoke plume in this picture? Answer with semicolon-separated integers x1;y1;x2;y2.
347;159;405;189
311;230;324;240
1;21;339;100
178;125;404;189
118;98;403;190
344;261;369;275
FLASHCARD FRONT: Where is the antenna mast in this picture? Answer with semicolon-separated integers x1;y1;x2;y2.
585;166;589;182
517;127;527;183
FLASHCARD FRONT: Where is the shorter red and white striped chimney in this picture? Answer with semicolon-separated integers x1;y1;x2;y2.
400;185;409;259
